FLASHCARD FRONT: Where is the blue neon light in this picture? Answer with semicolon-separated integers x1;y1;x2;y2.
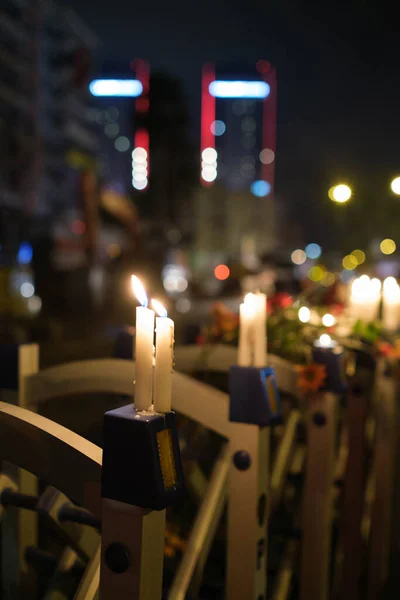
251;180;271;197
18;242;33;265
209;80;270;99
89;79;143;97
305;243;322;259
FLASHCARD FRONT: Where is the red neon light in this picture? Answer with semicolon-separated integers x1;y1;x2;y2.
134;128;149;152
201;64;215;186
256;59;271;74
261;64;277;191
131;59;150;96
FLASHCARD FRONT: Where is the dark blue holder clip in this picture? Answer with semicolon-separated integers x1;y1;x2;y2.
229;365;281;426
312;346;347;395
0;344;20;390
102;405;184;511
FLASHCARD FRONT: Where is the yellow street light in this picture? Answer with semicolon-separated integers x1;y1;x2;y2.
329;184;352;204
391;177;400;195
380;239;396;255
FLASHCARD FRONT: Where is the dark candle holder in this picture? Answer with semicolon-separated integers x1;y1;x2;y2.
102;404;183;511
229;365;281;426
312;343;347;395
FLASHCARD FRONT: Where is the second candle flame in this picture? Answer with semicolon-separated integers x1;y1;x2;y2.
152;299;168;317
131;275;148;308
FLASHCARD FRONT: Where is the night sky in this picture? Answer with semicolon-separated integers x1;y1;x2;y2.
66;0;400;248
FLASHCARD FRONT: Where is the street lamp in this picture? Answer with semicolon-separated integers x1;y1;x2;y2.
328;184;352;204
390;177;400;195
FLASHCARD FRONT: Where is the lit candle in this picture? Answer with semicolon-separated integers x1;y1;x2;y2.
238;293;256;366
350;275;381;322
382;277;400;332
253;292;267;367
131;275;154;411
152;299;175;413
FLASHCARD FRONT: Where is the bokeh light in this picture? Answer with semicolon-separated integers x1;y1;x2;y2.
28;295;42;314
176;298;192;313
391;177;400;195
342;255;358;270
305;243;322;259
132;178;148;190
104;122;119;138
322;313;335;327
21;282;34;298
201;147;218;162
114;136;130;152
71;219;86;235
210;120;226;136
214;264;230;281
321;272;336;287
256;59;271;74
298;306;311;323
319;334;333;348
259;148;275;164
132;147;147;160
329;184;352;203
209;80;270;99
291;249;307;265
380;239;396;255
202;166;217;182
351;249;366;265
308;266;324;282
250;180;271;197
18;242;33;265
89;79;143;97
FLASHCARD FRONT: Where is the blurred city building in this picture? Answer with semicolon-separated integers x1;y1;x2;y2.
131;69;197;289
194;61;277;277
0;0;98;248
88;63;197;299
0;0;99;323
87;58;146;197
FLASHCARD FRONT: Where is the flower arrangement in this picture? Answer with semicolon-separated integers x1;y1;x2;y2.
198;288;400;395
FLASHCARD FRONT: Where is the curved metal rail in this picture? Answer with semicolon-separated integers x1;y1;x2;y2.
0;402;102;518
25;359;231;438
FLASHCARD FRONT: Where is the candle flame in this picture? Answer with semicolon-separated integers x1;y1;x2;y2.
351;275;381;301
371;278;382;293
243;292;256;315
383;276;400;301
131;275;148;307
384;276;397;290
152;299;168;317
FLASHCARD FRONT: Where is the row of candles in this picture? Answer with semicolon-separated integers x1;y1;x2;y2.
132;278;269;415
350;275;400;331
132;272;400;414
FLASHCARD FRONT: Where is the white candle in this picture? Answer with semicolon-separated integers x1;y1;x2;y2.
383;277;400;332
152;300;174;413
253;292;267;367
132;276;154;411
350;275;381;322
238;293;255;366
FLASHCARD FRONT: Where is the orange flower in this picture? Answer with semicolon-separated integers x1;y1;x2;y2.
165;527;186;553
297;364;327;393
164;545;175;558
